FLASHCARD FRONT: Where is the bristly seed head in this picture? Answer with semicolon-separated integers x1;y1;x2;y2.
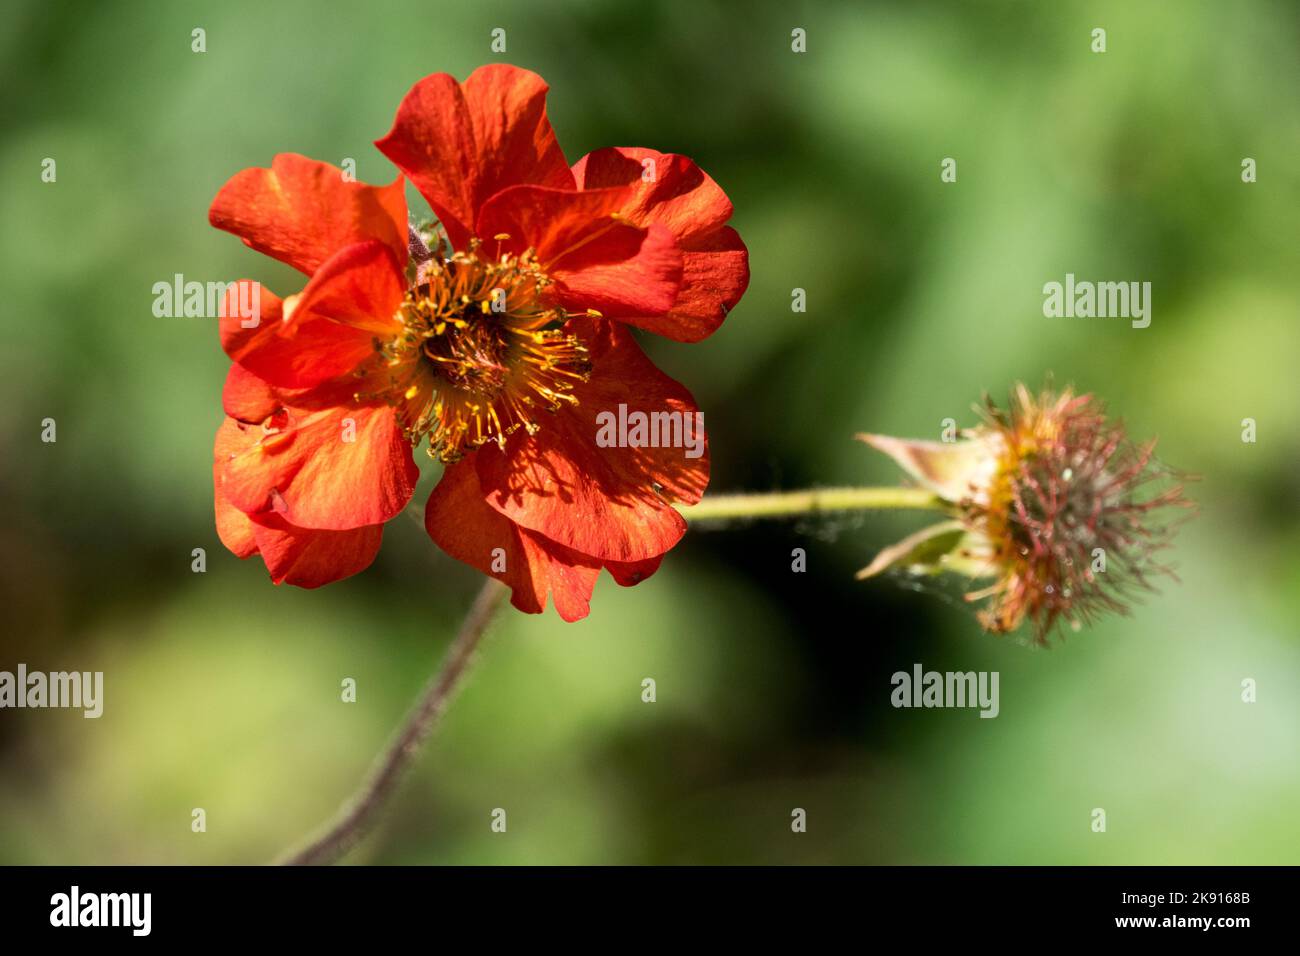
370;239;593;463
962;385;1195;642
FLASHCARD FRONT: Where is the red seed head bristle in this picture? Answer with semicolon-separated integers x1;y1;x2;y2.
966;385;1195;643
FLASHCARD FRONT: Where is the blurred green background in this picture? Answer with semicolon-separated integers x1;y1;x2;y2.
2;0;1298;864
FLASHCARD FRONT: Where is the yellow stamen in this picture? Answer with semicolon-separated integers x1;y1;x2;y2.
372;240;592;463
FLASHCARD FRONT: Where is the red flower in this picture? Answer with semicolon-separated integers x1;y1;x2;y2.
209;65;748;620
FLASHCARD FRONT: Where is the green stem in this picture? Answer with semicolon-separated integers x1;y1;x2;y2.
676;486;946;523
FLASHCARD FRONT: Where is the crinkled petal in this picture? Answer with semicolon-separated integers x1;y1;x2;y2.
476;184;682;318
375;65;574;250
571;146;733;244
570;148;749;341
219;389;418;531
635;226;749;342
514;529;600;622
219;281;377;389
424;461;601;621
289;240;406;336
209;153;408;276
250;513;384;588
214;420;260;558
475;315;708;563
222;362;280;424
215;419;386;583
605;553;664;587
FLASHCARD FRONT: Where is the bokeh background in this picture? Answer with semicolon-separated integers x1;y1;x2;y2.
2;0;1297;864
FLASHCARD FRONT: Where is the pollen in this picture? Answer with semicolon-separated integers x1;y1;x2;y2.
373;240;592;463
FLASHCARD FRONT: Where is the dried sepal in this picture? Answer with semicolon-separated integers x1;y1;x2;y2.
855;520;996;581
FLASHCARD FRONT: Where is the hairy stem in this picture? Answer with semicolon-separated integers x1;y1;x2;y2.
408;223;434;264
279;578;509;866
677;486;946;523
276;486;935;864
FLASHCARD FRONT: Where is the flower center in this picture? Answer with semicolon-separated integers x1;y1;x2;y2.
376;240;593;463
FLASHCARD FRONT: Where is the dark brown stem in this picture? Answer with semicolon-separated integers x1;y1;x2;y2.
279;578;509;865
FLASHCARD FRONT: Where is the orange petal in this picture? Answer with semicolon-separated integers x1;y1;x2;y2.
250;513;384;588
289;240;407;336
219;281;377;389
425;461;602;621
475;316;707;564
571;148;749;341
605;553;664;587
209;153;407;276
571;147;733;244
219;395;418;532
635;226;749;342
215;419;387;583
222;362;280;424
375;65;574;251
213;420;260;558
476;185;683;318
